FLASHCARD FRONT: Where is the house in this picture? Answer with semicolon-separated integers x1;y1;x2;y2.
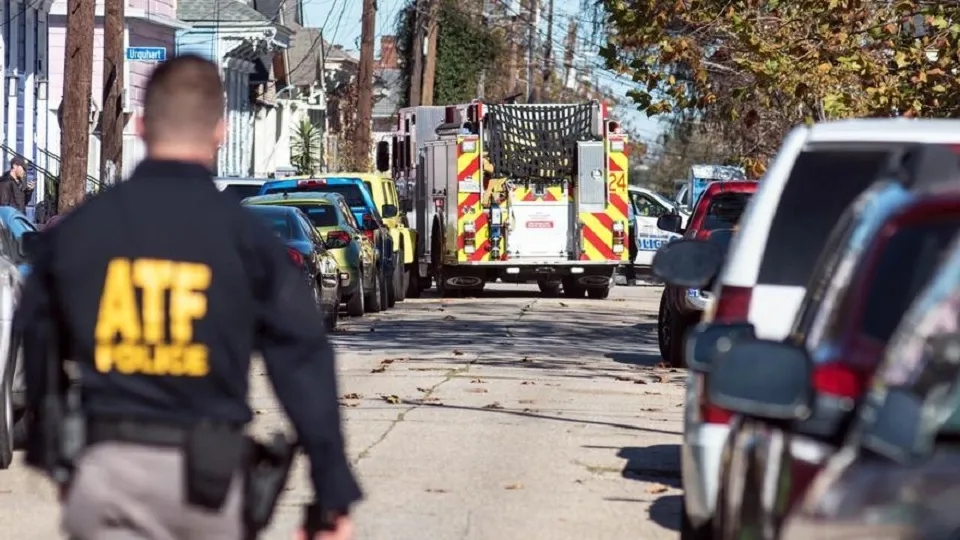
175;0;291;177
47;0;191;186
0;0;55;208
372;36;402;162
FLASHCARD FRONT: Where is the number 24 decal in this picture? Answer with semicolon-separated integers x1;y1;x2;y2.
611;173;627;190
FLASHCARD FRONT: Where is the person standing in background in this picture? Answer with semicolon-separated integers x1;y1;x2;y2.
0;157;35;212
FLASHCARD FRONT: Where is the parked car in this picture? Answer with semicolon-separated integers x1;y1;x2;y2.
0;206;39;279
243;205;342;329
259;176;394;310
662;120;960;540
242;193;379;317
214;177;267;201
356;173;418;302
780;238;960;540
664;144;960;540
0;230;27;469
656;180;757;367
627;185;687;268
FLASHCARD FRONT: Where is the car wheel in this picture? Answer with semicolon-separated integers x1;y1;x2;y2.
681;499;713;540
0;364;14;469
379;269;390;309
346;270;365;317
561;277;585;298
657;294;669;359
395;248;407;302
668;308;691;368
365;269;383;313
406;264;422;298
537;280;561;296
587;286;611;300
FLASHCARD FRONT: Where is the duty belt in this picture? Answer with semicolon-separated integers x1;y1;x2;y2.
87;419;241;447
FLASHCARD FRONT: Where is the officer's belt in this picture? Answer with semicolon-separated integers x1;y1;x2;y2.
88;419;241;447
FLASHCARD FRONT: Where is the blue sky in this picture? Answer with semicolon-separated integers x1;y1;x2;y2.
303;0;665;146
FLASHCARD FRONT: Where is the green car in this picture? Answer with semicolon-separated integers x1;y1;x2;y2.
242;193;379;316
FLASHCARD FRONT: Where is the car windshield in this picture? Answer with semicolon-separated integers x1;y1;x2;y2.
263;181;367;207
222;184;263;200
289;204;339;227
702;192;752;231
757;146;901;287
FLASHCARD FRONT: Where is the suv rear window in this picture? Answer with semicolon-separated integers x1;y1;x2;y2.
263;183;367;207
703;192;752;231
223;184;263;200
757;147;899;286
290;204;339;227
859;218;960;341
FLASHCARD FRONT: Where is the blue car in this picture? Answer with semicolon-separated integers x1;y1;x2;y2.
259;176;394;309
0;207;38;279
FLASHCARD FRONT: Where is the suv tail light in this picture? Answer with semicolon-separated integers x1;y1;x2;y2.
812;362;864;398
287;248;305;266
701;285;753;424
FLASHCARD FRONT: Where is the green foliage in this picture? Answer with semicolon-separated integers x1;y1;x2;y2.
395;0;504;105
291;118;323;175
601;0;960;171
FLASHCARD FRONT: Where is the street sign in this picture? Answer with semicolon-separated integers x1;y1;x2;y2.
126;47;167;62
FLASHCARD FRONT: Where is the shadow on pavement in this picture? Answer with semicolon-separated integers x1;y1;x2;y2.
616;445;682;487
405;401;682;436
649;494;682;531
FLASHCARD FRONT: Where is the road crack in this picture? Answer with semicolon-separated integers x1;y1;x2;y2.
352;353;483;465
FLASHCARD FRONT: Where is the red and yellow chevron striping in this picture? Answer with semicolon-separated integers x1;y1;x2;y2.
579;137;630;261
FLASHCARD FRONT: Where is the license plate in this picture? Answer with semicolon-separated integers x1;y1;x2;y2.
687;288;700;298
639;237;667;251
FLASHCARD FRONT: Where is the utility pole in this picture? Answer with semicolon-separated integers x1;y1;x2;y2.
60;0;96;212
562;17;578;90
408;0;425;106
101;0;125;186
477;0;489;99
505;3;520;94
421;0;440;105
540;0;554;99
355;0;376;170
525;0;538;102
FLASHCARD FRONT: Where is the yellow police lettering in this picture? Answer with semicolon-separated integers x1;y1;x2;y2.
95;258;141;342
94;257;211;377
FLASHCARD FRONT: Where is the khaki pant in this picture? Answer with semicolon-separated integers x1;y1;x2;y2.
62;442;244;540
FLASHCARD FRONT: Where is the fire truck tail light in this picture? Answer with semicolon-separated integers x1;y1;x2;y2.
613;221;625;233
461;139;477;153
612;221;626;254
464;222;476;233
463;221;477;253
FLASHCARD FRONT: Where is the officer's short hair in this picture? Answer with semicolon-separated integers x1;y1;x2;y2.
142;54;224;143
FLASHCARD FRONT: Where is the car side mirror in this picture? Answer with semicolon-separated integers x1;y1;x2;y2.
657;213;683;233
21;231;40;260
708;339;814;421
381;204;399;219
685;321;757;373
651;238;724;289
376;141;390;173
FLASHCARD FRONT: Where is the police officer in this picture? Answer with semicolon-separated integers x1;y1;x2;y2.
18;54;361;539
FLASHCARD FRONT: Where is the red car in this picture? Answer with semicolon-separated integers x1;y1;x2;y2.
656;181;758;367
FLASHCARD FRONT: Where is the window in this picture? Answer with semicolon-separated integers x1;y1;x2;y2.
250;210;294;239
701;192;752;231
263;183;367;207
859;218;960;342
633;193;669;218
757;146;900;287
223;184;263;200
294;213;316;241
340;201;359;229
290;204;339;227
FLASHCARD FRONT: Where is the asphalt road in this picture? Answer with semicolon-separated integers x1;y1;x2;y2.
0;283;684;540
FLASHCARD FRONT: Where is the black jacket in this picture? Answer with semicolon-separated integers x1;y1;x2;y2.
17;159;362;512
0;171;33;212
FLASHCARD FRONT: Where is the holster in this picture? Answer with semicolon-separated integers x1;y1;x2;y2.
243;432;297;538
182;421;248;511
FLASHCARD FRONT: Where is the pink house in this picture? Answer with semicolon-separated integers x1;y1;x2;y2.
46;0;189;183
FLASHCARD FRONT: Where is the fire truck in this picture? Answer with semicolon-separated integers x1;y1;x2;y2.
379;100;629;298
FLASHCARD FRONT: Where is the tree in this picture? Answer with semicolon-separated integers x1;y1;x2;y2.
600;1;960;172
291;118;323;175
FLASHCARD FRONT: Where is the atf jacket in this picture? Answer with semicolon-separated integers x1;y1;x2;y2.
17;159;362;512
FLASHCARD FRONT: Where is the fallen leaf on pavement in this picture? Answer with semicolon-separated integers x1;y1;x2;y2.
634;379;647;385
466;388;489;393
254;409;264;415
416;387;430;393
341;393;363;400
381;395;401;404
381;358;402;365
613;298;626;302
521;408;539;413
640;407;660;412
559;302;568;307
521;356;532;363
470;378;486;384
614;375;635;382
425;488;448;493
521;381;536;385
453;350;465;356
371;366;386;373
338;400;359;408
646;483;669;494
649;375;664;383
483;402;504;409
443;315;456;321
518;399;535;404
504;483;524;490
